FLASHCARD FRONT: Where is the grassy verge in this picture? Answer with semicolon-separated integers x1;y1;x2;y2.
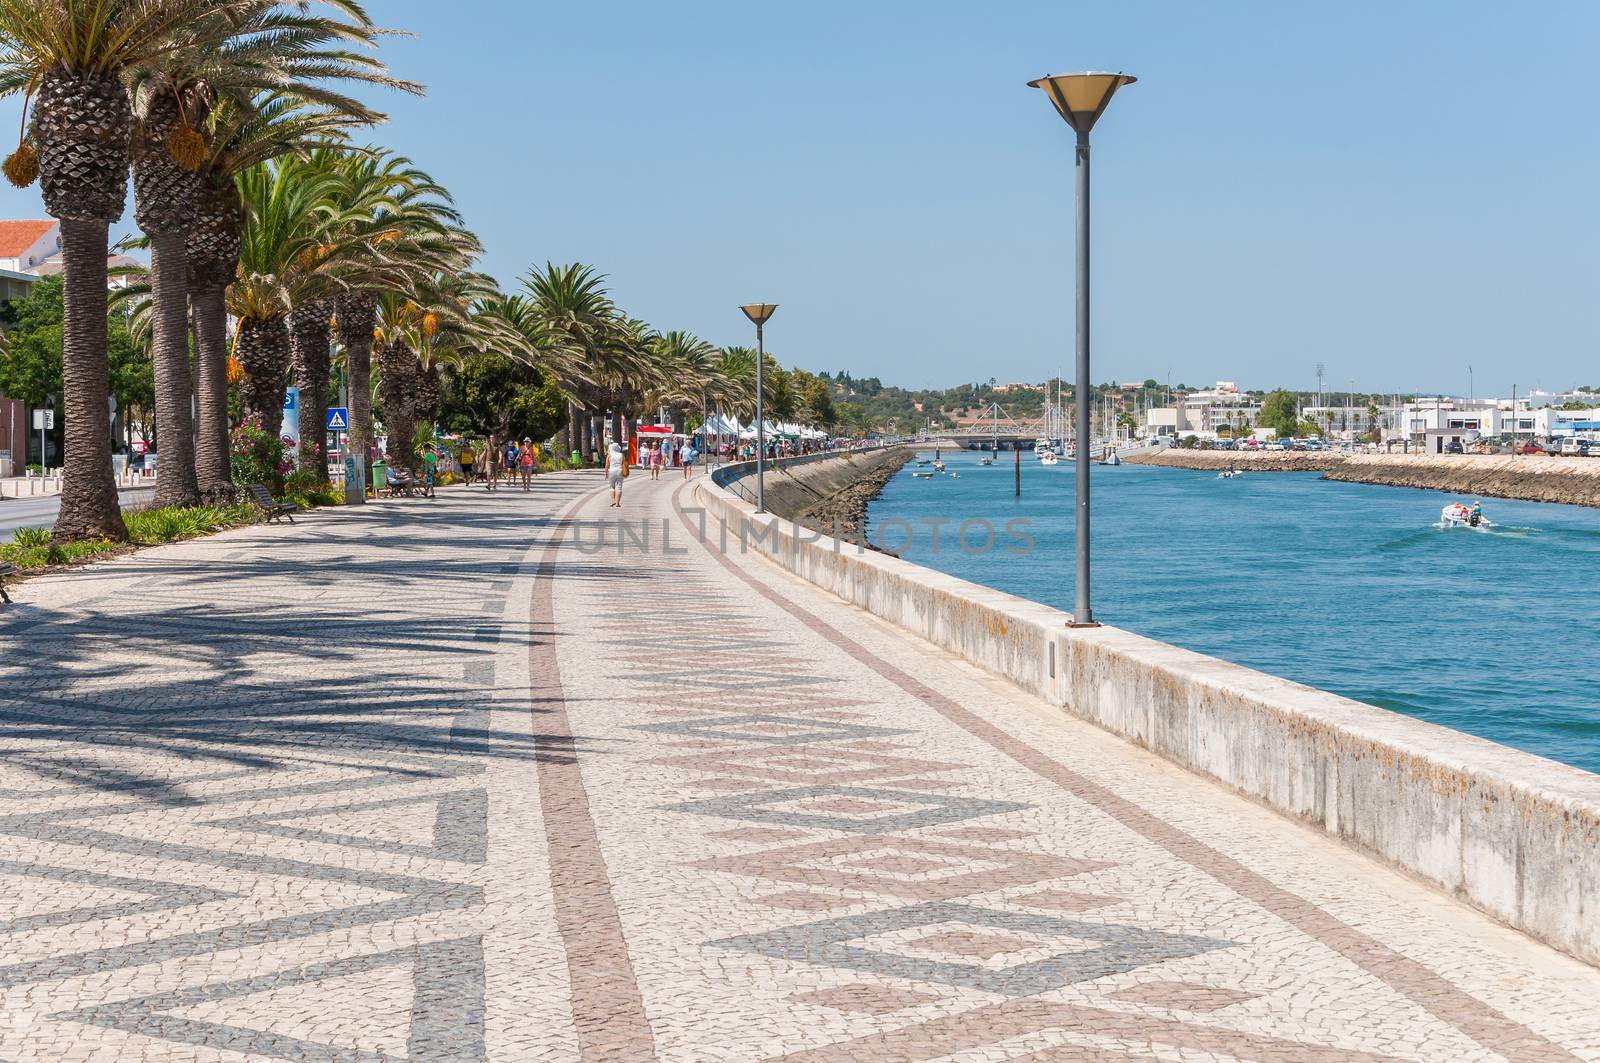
2;502;258;571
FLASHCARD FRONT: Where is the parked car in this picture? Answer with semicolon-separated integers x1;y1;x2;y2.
1560;438;1591;456
1444;440;1465;454
1515;442;1546;455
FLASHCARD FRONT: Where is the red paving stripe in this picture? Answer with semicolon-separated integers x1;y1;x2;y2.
671;481;1576;1063
529;488;658;1062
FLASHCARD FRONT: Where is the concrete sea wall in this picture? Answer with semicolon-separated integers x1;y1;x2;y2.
697;467;1600;967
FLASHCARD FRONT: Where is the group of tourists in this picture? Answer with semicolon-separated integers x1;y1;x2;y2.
458;435;540;491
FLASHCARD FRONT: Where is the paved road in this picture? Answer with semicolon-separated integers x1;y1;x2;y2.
1;474;1598;1060
0;485;156;537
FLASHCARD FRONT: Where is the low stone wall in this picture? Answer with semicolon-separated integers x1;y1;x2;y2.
1325;453;1600;508
693;477;1600;968
1123;449;1345;472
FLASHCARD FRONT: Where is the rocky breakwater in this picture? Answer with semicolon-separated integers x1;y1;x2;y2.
720;448;914;542
1123;449;1346;472
1325;453;1600;508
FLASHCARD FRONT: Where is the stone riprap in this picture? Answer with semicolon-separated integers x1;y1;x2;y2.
4;473;1600;1059
1125;447;1600;507
695;474;1600;972
717;447;911;537
1123;449;1345;472
1324;452;1600;507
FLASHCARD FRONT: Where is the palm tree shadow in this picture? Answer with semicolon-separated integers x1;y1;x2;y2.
0;519;656;809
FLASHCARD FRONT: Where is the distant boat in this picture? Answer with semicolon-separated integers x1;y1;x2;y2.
1102;449;1121;466
1040;451;1059;467
979;456;994;466
1218;469;1242;479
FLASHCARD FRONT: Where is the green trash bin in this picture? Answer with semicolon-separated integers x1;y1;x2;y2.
371;460;388;490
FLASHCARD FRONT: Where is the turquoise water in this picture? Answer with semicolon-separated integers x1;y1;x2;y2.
868;453;1600;775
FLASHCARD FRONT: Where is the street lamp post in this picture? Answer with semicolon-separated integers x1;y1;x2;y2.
740;303;778;512
1028;70;1135;627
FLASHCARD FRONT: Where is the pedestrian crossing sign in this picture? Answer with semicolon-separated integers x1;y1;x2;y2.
326;407;349;431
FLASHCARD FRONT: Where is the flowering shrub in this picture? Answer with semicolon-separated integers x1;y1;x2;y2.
230;415;288;494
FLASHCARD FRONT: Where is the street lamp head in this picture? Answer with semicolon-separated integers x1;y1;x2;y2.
740;303;778;326
1027;72;1136;134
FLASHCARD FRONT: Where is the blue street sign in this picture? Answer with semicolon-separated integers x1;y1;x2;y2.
326;407;349;431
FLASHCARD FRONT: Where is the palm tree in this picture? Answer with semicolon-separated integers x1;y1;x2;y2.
0;0;228;540
230;155;341;427
325;149;462;488
189;95;351;499
126;2;415;504
518;263;623;459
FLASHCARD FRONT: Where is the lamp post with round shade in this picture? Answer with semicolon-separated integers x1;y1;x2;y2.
1027;71;1135;627
740;303;777;512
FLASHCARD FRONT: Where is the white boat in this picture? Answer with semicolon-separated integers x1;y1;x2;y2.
1040;451;1059;466
979;456;994;466
913;471;934;480
1217;469;1242;479
931;460;945;471
1439;502;1491;529
1102;449;1121;466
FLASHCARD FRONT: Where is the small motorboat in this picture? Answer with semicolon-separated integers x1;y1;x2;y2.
913;470;934;480
979;456;994;466
1217;469;1242;479
1102;449;1121;466
916;459;931;466
931;460;945;471
1040;451;1059;467
1440;502;1491;529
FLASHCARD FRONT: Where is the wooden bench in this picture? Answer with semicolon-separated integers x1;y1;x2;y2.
0;563;15;605
386;468;433;498
248;484;298;523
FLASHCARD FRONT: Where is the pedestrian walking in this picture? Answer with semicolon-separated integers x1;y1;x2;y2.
648;442;663;480
484;434;498;491
421;443;438;497
503;441;518;485
519;439;534;491
682;438;695;478
459;442;475;483
606;438;625;507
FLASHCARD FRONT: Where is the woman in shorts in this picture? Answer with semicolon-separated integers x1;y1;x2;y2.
605;440;625;507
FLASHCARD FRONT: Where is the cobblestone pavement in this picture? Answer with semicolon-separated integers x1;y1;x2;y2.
3;474;1600;1061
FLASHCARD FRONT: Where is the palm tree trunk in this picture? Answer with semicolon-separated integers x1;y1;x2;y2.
148;232;200;508
337;294;376;495
291;298;333;483
377;339;417;474
236;316;291;430
191;285;233;502
52;219;128;543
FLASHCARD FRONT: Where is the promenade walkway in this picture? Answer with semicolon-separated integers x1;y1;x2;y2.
1;472;1598;1061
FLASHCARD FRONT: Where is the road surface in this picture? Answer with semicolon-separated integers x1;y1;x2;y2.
0;485;155;538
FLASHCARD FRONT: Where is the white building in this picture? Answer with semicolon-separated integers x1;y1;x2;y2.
0;220;60;273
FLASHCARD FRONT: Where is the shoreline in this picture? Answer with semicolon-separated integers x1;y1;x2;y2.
1124;448;1600;508
796;449;914;545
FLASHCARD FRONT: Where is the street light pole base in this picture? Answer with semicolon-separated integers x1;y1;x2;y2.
1066;620;1101;629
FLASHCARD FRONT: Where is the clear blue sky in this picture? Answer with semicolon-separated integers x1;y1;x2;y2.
2;1;1595;397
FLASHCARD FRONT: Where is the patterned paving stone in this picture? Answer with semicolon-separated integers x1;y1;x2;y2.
5;471;1600;1061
